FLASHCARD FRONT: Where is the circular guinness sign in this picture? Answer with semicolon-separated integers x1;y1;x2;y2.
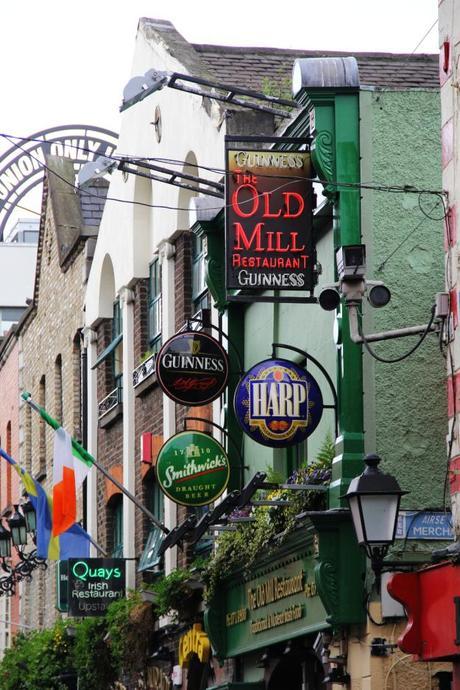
156;431;230;507
234;358;323;448
157;332;229;406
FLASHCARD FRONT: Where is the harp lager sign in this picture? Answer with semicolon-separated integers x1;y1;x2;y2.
234;359;323;448
156;431;230;507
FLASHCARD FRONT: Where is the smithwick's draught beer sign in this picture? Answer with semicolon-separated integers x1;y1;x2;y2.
234;359;323;448
225;137;314;297
157;331;229;406
156;431;230;507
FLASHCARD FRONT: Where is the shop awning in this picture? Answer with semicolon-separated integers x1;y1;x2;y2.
92;333;123;369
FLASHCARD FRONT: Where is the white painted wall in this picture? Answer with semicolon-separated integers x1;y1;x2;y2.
0;243;37;307
85;19;225;325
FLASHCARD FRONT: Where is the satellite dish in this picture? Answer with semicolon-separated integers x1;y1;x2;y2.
78;156;117;188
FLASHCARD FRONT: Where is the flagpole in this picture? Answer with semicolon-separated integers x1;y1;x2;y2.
22;392;169;535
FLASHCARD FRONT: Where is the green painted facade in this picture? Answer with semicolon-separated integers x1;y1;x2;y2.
360;89;445;509
200;78;445;664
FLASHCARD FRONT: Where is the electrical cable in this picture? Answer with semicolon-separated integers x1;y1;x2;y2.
365;593;386;627
377;197;446;272
358;305;437;364
410;18;438;54
0;132;446;198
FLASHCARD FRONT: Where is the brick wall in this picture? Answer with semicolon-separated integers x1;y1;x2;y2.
19;166;106;630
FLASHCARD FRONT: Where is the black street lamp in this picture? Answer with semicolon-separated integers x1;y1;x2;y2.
345;454;408;582
21;500;36;534
8;506;27;547
0;523;12;559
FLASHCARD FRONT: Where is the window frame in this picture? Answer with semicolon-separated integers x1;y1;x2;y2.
148;259;162;354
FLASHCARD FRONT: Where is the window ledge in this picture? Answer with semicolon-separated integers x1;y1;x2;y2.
133;353;157;396
98;402;123;428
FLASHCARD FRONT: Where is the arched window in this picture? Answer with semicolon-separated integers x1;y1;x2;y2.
54;354;63;424
38;375;46;476
108;494;123;558
6;422;11;506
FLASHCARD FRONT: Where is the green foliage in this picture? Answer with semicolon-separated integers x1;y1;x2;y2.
0;620;71;690
203;435;334;601
0;591;157;690
72;617;115;690
149;560;205;620
105;591;154;675
260;76;293;103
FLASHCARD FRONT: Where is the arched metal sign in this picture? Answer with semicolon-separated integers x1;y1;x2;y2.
0;125;118;239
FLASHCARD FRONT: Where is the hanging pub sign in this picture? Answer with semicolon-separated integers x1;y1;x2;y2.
225;136;314;300
234;358;323;447
67;558;126;617
156;431;230;507
157;331;229;406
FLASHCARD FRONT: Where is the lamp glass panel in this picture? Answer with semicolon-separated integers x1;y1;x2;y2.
23;507;36;533
11;523;27;547
348;495;365;544
0;535;11;558
360;494;399;545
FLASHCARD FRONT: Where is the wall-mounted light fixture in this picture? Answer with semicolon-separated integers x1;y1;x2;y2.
345;454;407;584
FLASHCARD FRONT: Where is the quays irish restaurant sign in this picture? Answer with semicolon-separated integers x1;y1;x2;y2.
225;138;313;293
68;558;126;617
156;431;230;507
234;359;323;447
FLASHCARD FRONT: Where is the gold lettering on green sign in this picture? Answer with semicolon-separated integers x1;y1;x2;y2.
250;604;304;634
247;571;304;611
226;607;248;627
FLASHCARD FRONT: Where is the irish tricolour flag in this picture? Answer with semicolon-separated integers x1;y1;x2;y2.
53;427;93;536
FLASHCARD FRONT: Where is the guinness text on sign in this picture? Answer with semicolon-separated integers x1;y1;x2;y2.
225;146;313;292
157;331;229;406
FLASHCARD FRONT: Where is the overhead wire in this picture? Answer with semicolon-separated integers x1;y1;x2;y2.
0;131;446;198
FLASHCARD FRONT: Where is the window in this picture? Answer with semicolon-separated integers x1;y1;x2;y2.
112;300;123;387
148;260;162;353
192;233;210;315
138;471;164;573
55;355;63;424
111;496;123;558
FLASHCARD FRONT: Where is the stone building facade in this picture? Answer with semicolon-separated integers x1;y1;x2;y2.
17;156;107;628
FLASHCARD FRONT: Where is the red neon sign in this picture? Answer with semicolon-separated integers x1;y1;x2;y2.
225;147;314;292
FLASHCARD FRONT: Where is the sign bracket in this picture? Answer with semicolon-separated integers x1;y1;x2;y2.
271;343;338;437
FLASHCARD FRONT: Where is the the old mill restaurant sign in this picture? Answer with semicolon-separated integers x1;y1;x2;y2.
204;532;328;659
156;431;230;507
225;138;313;295
234;358;323;447
68;558;126;617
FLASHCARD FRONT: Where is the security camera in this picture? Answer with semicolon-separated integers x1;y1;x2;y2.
336;244;366;281
318;286;341;311
367;283;391;308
